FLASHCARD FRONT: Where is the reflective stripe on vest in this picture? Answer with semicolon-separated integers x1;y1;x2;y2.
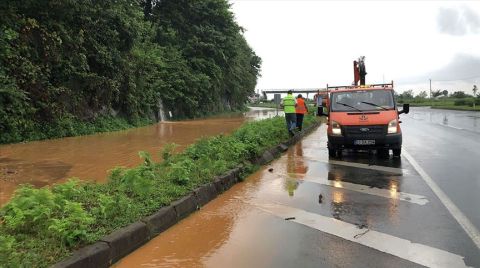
296;98;307;114
283;94;296;113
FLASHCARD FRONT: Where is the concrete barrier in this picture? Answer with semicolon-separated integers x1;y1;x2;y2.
218;170;237;190
101;222;150;264
172;194;198;220
53;120;322;268
232;165;243;178
142;206;177;237
53;242;110;268
268;147;281;158
194;183;218;207
212;176;225;193
261;151;274;165
277;143;289;152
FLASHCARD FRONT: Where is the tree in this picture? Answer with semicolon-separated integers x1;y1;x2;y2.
400;90;414;99
442;90;448;97
416;91;428;99
431;90;442;98
451;91;469;98
0;0;261;143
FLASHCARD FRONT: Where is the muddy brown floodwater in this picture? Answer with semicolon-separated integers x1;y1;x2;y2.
0;107;279;206
112;139;315;268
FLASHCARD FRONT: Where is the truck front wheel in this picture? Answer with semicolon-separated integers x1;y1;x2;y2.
378;149;390;158
393;148;401;157
328;148;337;157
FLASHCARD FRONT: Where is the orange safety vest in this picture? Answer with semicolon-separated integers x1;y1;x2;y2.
296;98;307;114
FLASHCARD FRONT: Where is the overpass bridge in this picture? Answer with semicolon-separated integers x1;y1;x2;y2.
259;88;327;99
259;83;394;99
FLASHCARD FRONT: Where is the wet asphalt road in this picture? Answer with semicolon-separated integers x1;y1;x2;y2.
403;107;480;234
115;108;480;268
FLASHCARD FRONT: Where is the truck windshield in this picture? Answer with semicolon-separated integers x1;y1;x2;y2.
330;90;395;112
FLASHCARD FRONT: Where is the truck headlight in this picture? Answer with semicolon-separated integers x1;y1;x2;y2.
388;119;398;134
331;121;342;136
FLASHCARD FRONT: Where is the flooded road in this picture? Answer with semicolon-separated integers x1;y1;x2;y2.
115;109;480;268
0;107;279;206
403;107;480;239
409;106;480;133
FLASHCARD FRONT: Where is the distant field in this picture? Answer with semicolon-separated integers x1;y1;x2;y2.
430;106;480;111
402;99;480;111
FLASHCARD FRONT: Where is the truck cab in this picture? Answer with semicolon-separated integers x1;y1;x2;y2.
326;83;409;157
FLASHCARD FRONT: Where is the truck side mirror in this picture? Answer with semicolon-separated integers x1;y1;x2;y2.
399;103;410;114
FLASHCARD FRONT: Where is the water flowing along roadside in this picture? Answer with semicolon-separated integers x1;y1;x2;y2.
0;108;279;206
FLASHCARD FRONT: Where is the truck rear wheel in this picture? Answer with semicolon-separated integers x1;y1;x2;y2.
393;148;401;157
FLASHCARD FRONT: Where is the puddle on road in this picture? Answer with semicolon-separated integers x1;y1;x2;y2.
113;168;267;268
0;108;278;206
114;124;413;267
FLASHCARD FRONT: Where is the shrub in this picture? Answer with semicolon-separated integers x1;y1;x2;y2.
454;99;474;106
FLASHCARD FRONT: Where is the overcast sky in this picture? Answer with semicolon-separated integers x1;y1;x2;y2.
229;0;480;95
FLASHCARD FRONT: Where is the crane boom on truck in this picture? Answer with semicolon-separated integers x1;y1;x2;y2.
325;57;410;158
353;56;367;86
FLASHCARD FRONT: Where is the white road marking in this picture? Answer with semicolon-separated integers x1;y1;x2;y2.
443;124;464;130
305;158;407;175
403;150;480;250
250;201;470;268
304;177;429;206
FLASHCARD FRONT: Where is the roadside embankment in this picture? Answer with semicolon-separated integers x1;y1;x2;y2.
0;115;321;267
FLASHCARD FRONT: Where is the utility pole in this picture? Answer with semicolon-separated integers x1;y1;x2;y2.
429;78;432;107
473;85;478;110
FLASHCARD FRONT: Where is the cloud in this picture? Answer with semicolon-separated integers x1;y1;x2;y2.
397;54;480;91
429;54;480;81
437;6;480;36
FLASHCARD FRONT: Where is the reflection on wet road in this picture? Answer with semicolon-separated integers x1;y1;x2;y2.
403;107;480;249
0;107;278;206
115;115;480;268
409;106;480;133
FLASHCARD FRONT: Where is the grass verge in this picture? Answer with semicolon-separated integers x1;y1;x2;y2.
0;114;317;267
401;98;480;111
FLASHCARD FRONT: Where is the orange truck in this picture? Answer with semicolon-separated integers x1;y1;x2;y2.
326;82;410;157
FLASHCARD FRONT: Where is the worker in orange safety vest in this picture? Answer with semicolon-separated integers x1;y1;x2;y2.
295;94;308;131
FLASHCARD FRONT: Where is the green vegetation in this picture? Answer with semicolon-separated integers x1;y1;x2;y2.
0;0;261;144
396;89;480;111
0;114;317;267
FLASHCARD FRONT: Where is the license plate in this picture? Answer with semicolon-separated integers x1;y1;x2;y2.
354;140;375;145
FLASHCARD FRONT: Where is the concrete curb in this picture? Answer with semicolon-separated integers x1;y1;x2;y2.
172;194;198;220
252;120;321;165
52;120;322;268
100;221;150;264
194;183;218;207
52;242;110;268
141;205;177;237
